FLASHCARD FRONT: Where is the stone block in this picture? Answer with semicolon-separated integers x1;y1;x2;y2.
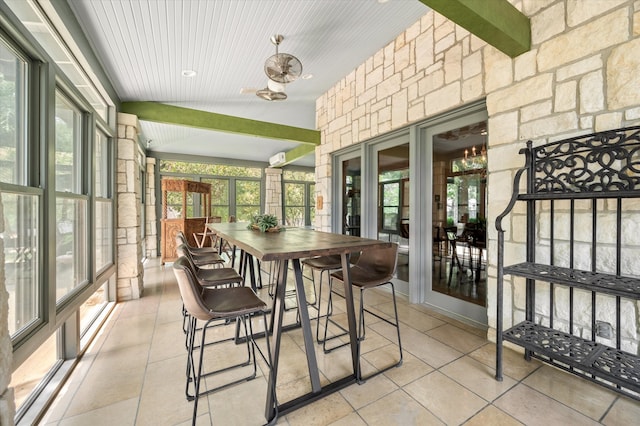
520;101;551;123
406;19;421;42
555;80;577;112
520;111;578;140
394;43;411;73
484;46;513;93
462;50;482;80
424;82;460;116
117;112;137;128
523;0;555;15
433;32;456;54
391;88;408;129
117;139;135;160
567;0;628;27
415;30;434;71
514;49;537;82
125;125;136;140
635;10;640;35
537;8;629;72
488;143;528;172
556;55;603;81
595;112;623;131
580;115;594;129
408;102;424;122
118;193;138;228
487;73;553;115
607;37;640;109
626;106;640;120
531;2;565;44
462;74;483;102
377;73;402;99
418;67;444;96
489;111;519;145
579;70;604;113
444;43;462;84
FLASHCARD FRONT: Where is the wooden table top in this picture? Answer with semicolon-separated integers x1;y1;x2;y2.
209;223;391;261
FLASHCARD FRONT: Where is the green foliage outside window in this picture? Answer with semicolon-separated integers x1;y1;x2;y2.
160;160;261;178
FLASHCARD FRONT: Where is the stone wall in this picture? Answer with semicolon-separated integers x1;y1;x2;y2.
0;193;16;425
315;0;640;343
116;112;144;300
264;168;283;224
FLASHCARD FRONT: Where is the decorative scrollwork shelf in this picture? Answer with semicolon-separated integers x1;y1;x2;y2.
495;126;640;399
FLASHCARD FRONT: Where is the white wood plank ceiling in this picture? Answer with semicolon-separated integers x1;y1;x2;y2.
67;0;429;165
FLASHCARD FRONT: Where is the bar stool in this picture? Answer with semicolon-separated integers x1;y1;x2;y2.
176;244;241;287
176;244;244;342
329;243;403;383
175;232;224;268
301;255;343;343
172;257;274;425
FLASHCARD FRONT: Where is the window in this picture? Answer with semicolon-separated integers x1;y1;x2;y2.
55;91;88;303
0;38;27;185
0;37;41;339
235;179;261;222
3;192;39;337
203;178;230;221
283;170;315;227
378;169;409;236
159;160;263;221
95;130;113;272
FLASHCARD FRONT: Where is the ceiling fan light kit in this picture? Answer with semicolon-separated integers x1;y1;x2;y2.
256;34;303;101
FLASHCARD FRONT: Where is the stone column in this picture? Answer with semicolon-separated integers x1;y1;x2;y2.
145;157;157;258
116;112;144;300
0;193;16;425
264;168;283;224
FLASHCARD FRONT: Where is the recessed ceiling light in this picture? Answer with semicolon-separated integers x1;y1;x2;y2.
301;73;313;80
181;69;197;77
378;0;390;3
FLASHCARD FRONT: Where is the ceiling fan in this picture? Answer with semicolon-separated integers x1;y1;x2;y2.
255;34;303;101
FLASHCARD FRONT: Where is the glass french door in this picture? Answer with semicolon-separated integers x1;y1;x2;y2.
424;110;488;326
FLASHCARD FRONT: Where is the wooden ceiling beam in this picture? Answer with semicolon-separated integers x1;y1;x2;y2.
120;101;320;146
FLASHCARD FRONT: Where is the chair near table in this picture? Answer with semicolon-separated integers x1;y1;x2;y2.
329;243;403;383
172;257;274;425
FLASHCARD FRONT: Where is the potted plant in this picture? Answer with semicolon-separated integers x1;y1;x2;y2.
248;213;281;232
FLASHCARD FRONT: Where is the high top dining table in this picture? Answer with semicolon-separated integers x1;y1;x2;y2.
208;223;392;422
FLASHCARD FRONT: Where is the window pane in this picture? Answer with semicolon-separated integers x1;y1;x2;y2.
203;178;229;222
10;332;58;409
235;180;260;205
236;206;260;222
80;280;109;347
95;199;113;272
235;180;260;222
309;183;316;225
2;192;39;336
0;39;27;185
56;197;88;301
284;207;305;227
159;160;261;178
284;183;305;205
55;92;82;193
94;130;109;197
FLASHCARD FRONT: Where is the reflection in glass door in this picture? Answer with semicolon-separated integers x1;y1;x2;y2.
430;119;487;321
342;157;361;236
377;143;410;283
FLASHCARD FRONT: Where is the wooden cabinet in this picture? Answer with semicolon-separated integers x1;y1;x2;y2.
495;126;640;400
160;178;218;264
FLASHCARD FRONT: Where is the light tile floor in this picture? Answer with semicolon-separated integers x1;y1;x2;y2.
41;258;639;425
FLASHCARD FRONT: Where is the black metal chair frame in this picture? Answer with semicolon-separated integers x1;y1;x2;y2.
173;257;276;425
